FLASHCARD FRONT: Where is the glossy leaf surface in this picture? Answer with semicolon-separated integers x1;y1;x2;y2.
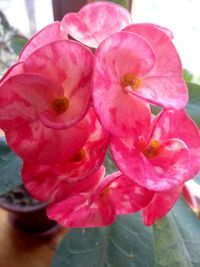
0;137;22;195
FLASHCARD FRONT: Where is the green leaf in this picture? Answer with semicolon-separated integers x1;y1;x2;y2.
108;0;130;9
153;198;200;267
185;82;200;127
183;69;194;83
0;137;22;196
52;213;154;267
150;104;162;116
194;173;200;185
10;35;28;55
104;149;118;175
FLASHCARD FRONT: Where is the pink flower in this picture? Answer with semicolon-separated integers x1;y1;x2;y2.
22;109;109;200
122;23;188;108
93;26;188;136
93;31;153;137
19;21;67;61
47;171;153;228
142;185;183;226
110;109;200;192
61;2;132;48
22;39;94;129
0;40;94;164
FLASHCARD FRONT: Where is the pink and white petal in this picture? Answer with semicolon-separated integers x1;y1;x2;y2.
24;40;93;128
22;164;104;204
131;76;188;109
94;31;155;82
110;136;190;191
61;2;132;48
142;185;183;226
123;23;188;108
22;163;61;202
55;110;109;183
19;21;64;61
47;166;114;227
0;62;24;86
0;74;63;131
47;192;115;228
93;82;151;137
150;109;200;148
6;115;90;164
131;23;174;39
123;23;179;76
108;174;154;215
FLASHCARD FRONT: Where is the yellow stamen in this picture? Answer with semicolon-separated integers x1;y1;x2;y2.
121;73;141;91
51;96;69;115
143;139;160;159
71;149;86;162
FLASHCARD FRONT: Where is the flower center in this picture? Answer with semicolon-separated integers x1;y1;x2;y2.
70;149;86;162
121;73;141;91
143;139;160;159
100;187;110;199
51;97;69;115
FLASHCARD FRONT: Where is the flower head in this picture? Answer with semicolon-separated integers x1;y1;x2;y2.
110;109;200;191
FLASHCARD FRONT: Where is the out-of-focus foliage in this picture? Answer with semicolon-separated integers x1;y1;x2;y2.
0;10;27;77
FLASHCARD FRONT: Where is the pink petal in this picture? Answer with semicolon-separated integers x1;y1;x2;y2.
150;109;200;148
94;86;151;137
94;31;155;81
54;109;109;183
6;116;90;164
22;109;109;184
123;23;178;76
47;193;115;228
93;31;154;136
0;73;63;131
110;136;190;191
107;173;154;215
123;23;188;109
22;164;104;203
47;167;115;227
0;62;24;86
0;73;91;164
19;21;65;61
150;109;200;178
61;2;132;48
24;40;93;129
125;23;174;40
142;185;183;226
135;77;188;109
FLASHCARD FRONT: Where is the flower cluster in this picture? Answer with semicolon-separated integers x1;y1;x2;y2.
0;2;200;227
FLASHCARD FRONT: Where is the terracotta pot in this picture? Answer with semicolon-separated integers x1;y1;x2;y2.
0;198;58;234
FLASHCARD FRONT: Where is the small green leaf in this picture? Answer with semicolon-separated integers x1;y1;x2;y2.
0;138;22;196
10;35;28;55
52;213;154;267
183;69;194;83
194;173;200;185
151;104;162;115
185;82;200;127
104;149;118;175
108;0;130;9
153;198;200;267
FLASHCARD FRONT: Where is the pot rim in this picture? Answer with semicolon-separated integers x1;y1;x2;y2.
0;198;47;213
